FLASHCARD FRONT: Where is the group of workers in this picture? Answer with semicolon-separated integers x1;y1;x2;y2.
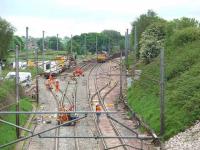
45;68;103;125
46;67;84;91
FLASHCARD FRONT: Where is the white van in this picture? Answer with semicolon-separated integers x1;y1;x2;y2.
43;61;62;78
5;72;32;87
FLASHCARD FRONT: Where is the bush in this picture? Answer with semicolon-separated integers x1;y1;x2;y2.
139;22;166;64
172;27;200;47
128;40;200;140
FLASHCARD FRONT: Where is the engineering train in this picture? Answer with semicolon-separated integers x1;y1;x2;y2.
97;51;108;63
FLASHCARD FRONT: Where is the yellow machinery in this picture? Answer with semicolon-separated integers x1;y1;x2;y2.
55;56;65;67
27;60;35;67
97;52;107;63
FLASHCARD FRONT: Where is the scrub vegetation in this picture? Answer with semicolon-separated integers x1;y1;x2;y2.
128;10;200;140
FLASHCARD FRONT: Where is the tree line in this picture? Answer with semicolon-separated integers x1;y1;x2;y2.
1;10;200;60
131;10;200;64
0;16;124;60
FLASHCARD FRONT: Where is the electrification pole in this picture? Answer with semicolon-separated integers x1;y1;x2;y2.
125;29;129;69
15;45;20;139
70;34;72;54
42;31;45;70
35;48;39;105
57;34;59;51
25;27;29;63
120;48;123;98
134;25;137;63
160;48;165;136
108;38;111;55
118;48;123;110
96;35;98;56
84;34;87;55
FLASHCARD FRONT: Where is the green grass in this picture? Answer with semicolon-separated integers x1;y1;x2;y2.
0;80;15;102
8;49;68;61
0;98;32;150
128;40;200;140
127;52;136;70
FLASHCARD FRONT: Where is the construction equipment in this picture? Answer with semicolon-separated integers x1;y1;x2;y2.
27;60;35;67
97;51;108;63
55;56;65;67
57;105;78;126
73;67;84;77
43;61;62;78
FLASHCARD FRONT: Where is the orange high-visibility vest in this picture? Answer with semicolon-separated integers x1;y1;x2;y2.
55;81;60;92
49;75;54;84
96;105;101;112
47;79;52;88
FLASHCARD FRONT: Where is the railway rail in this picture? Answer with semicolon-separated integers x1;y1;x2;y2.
94;62;128;150
0;57;155;150
48;62;98;150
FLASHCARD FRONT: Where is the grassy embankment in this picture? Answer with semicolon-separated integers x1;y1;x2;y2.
0;80;33;150
128;40;200;140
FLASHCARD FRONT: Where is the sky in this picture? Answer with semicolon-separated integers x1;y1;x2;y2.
1;0;200;38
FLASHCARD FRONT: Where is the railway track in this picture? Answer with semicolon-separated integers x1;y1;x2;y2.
96;60;154;150
49;76;79;150
50;62;98;150
93;62;129;150
21;58;154;150
73;62;101;150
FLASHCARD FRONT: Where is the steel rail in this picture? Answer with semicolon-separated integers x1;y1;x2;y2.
49;82;61;150
95;61;128;150
73;73;80;150
87;63;106;149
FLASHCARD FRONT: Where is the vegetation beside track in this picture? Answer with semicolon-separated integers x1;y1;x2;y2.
0;98;33;150
0;80;15;102
0;79;33;149
128;11;200;140
128;41;200;140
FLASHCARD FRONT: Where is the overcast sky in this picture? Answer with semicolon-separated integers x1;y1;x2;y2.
1;0;200;38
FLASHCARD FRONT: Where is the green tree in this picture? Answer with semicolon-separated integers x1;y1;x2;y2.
0;17;15;59
62;36;70;50
47;36;64;50
172;27;200;47
173;17;199;30
131;10;163;59
139;22;166;63
65;30;123;55
37;38;48;51
165;17;200;48
9;36;25;51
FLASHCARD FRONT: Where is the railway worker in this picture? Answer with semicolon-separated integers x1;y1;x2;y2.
46;79;52;90
49;74;54;84
55;80;60;92
96;104;101;124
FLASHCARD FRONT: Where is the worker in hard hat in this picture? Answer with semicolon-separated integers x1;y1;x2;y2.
46;78;52;90
96;104;101;124
49;74;54;84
